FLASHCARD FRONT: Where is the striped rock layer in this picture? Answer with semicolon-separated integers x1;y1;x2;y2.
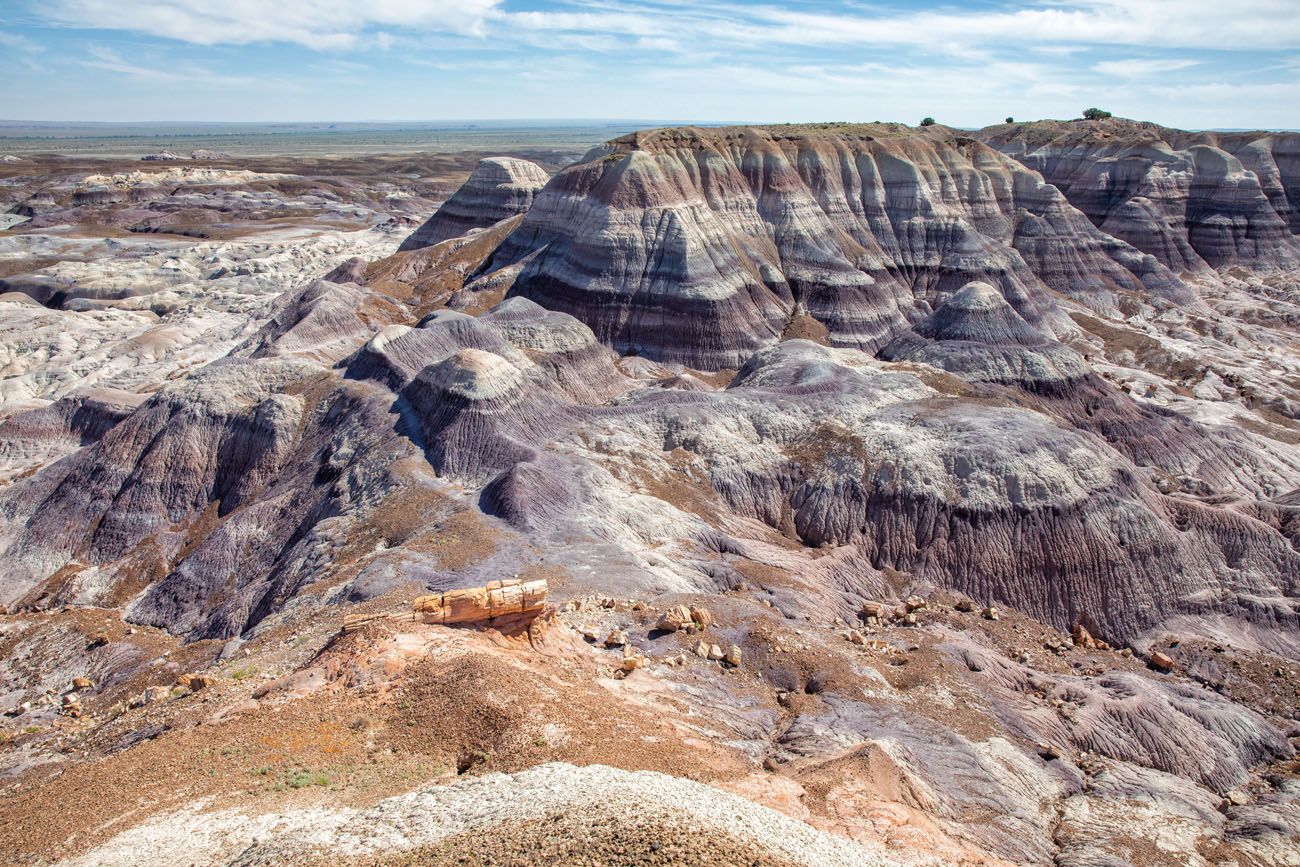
475;124;1188;369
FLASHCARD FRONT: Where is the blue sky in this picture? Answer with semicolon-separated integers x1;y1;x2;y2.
1;0;1297;128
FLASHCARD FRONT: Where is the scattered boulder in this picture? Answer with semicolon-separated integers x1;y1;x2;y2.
692;640;710;658
1150;651;1175;671
689;606;714;629
604;630;628;649
707;644;724;661
72;676;93;690
1072;624;1096;649
905;596;927;612
175;672;217;691
621;647;645;672
955;599;975;613
982;607;1001;621
1037;742;1061;760
130;686;171;708
656;605;693;632
723;645;743;667
861;601;889;620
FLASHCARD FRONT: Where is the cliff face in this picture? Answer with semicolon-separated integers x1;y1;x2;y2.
976;119;1300;272
473;125;1188;369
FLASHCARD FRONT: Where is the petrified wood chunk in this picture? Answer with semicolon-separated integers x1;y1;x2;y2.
342;579;548;633
412;578;548;625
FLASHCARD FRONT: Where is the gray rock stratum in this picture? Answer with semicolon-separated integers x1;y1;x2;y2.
398;156;550;252
1;122;1299;866
466;124;1191;369
976;118;1300;273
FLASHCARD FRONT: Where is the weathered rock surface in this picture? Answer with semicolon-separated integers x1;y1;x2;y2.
398;157;550;252
880;280;1089;389
470;124;1190;369
977;118;1300;272
1;123;1299;867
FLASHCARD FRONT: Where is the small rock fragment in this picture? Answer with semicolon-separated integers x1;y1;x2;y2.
72;676;92;691
1150;651;1175;671
656;605;693;633
604;630;628;648
689;606;714;628
905;596;927;612
982;606;1000;621
692;640;710;658
707;644;724;661
723;645;743;667
861;601;889;620
621;647;645;671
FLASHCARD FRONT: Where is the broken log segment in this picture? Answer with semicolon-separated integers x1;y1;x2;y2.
341;611;418;633
342;579;548;633
414;579;548;625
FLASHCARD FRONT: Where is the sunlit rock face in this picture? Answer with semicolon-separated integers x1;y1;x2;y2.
470;124;1190;369
977;118;1300;272
398;157;550;252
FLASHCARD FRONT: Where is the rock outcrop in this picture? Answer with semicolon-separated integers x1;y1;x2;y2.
880;280;1089;390
399;157;550;252
977;118;1300;272
469;124;1189;369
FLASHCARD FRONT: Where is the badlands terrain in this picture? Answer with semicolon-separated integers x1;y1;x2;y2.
0;117;1298;865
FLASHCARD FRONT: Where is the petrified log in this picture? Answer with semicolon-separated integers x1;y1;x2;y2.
341;579;548;633
412;578;548;625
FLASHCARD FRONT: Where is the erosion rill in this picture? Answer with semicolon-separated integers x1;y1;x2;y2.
0;120;1298;866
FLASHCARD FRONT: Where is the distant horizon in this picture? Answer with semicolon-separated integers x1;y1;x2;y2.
3;117;1299;136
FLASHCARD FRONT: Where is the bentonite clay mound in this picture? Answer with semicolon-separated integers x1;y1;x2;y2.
398;156;551;252
63;763;898;867
465;124;1190;369
976;118;1300;272
1;121;1299;866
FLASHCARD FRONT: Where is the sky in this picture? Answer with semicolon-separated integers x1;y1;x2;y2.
1;0;1298;129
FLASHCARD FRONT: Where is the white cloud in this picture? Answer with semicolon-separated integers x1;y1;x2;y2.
0;29;44;52
41;0;502;50
38;0;1299;54
1093;58;1201;78
79;45;266;87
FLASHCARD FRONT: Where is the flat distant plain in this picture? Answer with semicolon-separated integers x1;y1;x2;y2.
0;120;671;157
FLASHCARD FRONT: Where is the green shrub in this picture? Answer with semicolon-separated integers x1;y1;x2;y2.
919;117;936;127
1005;116;1014;124
1082;107;1112;120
